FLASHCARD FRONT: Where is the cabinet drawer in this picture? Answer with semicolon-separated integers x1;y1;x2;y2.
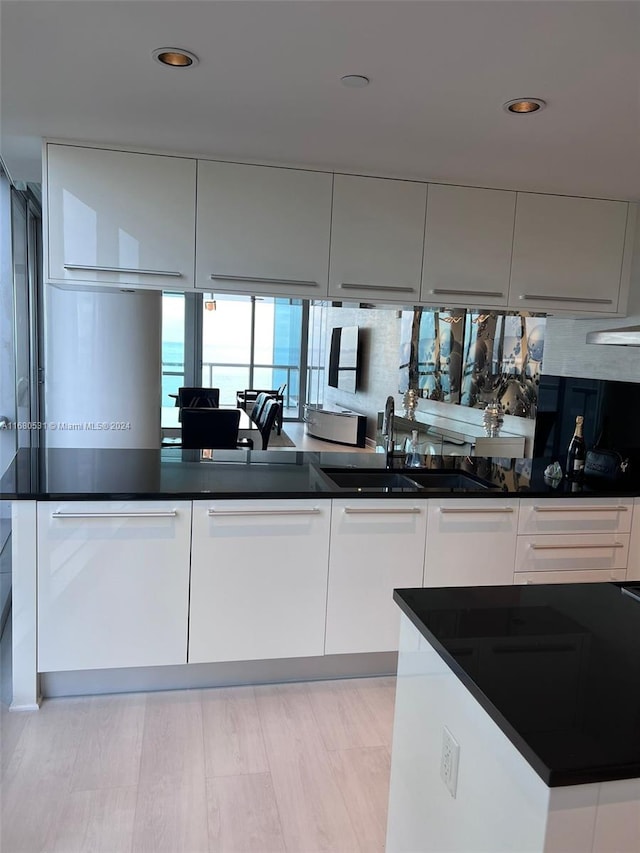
424;499;519;587
515;569;626;585
518;499;632;535
515;534;630;574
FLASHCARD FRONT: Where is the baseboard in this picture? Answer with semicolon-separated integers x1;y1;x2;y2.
40;651;398;698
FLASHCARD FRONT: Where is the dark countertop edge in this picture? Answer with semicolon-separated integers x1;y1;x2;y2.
392;588;640;789
3;485;640;501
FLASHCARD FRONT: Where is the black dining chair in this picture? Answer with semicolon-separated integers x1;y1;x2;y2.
181;408;253;450
176;387;220;421
254;398;282;450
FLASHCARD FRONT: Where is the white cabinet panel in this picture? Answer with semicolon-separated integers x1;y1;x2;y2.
518;498;632;535
514;569;626;585
195;161;332;298
328;174;427;303
629;498;640;580
37;501;192;671
325;500;427;655
421;184;514;307
46;143;196;289
189;500;331;663
424;499;519;587
509;193;629;314
515;534;629;575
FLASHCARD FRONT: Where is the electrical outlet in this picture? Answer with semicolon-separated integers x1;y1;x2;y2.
440;726;460;798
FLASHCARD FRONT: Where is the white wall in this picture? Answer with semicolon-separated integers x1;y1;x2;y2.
543;215;640;382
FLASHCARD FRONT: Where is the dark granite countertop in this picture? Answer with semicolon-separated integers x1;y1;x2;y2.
394;583;640;787
1;447;639;500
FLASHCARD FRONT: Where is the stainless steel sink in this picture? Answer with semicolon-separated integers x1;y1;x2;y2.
320;467;497;492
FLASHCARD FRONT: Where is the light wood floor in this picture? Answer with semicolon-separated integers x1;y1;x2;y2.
1;671;395;852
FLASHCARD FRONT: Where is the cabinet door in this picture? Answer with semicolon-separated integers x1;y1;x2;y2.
328;174;427;303
424;499;519;586
37;501;192;671
421;185;514;307
189;500;331;663
196;161;332;298
629;498;640;581
509;193;629;314
325;500;428;655
46;143;196;289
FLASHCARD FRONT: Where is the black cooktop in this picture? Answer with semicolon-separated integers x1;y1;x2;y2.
394;583;640;787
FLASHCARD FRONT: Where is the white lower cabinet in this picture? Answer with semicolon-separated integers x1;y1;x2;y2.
424;499;519;586
628;498;640;581
325;500;428;655
37;501;192;671
189;500;331;663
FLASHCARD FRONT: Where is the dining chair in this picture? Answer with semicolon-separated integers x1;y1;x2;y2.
254;398;282;450
174;387;220;423
181;407;253;449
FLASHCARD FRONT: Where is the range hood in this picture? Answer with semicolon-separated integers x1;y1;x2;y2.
586;325;640;346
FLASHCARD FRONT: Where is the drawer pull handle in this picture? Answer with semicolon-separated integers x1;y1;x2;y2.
210;274;318;287
429;288;504;299
532;505;628;513
64;264;182;277
51;510;178;518
340;282;416;294
207;508;321;517
343;506;421;515
439;507;514;514
529;542;624;551
519;294;613;305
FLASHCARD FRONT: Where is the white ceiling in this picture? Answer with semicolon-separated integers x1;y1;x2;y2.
2;0;640;200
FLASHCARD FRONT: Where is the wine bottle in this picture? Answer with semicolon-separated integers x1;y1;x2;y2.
566;415;586;479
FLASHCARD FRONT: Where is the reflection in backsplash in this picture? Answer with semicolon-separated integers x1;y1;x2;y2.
399;308;546;419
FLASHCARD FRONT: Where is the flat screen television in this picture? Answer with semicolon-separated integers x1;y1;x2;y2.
328;326;359;393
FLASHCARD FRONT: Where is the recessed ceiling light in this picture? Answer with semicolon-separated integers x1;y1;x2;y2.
503;98;546;114
152;48;199;68
340;75;370;88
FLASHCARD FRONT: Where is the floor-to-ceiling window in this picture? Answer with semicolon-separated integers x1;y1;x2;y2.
161;291;308;419
200;292;306;418
161;293;186;406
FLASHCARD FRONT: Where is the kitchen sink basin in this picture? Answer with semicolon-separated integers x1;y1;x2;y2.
320;467;498;492
402;470;498;491
320;469;421;491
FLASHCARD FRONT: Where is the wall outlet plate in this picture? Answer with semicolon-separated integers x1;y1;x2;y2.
440;726;460;798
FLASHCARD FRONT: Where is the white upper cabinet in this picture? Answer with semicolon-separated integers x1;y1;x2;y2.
46;143;197;289
195;161;332;298
328;174;427;303
509;193;631;314
421;185;515;308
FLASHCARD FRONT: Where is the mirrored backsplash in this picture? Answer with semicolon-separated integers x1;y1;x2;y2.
399;308;546;419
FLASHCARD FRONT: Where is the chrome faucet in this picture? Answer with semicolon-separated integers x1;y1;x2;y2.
382;395;395;467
